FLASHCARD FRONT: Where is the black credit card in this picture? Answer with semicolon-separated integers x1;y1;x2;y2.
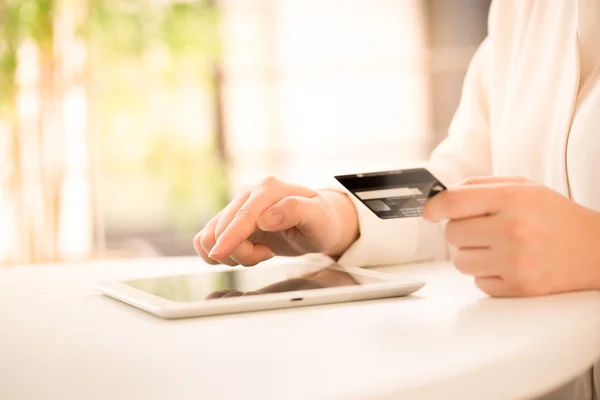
335;168;446;219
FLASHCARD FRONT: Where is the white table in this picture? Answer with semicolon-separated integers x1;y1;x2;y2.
2;256;600;400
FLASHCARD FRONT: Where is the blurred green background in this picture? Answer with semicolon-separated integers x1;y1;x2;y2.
1;0;228;261
0;0;491;264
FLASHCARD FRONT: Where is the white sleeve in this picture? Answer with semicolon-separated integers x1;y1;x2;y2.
336;34;494;268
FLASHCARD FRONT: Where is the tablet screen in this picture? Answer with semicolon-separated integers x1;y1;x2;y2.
124;265;385;303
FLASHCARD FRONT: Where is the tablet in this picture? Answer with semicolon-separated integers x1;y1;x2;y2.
97;263;425;319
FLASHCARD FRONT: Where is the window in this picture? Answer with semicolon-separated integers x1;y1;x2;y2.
220;0;433;189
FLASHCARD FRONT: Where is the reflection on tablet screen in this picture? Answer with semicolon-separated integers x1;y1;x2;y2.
125;266;362;303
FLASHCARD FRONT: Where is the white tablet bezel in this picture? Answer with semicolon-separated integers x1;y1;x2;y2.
96;265;425;319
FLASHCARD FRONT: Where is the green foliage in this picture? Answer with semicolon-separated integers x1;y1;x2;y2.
161;2;218;58
85;0;227;228
86;0;156;59
85;0;217;60
0;0;55;114
20;0;54;48
144;133;229;230
0;0;227;230
0;1;21;114
0;44;17;116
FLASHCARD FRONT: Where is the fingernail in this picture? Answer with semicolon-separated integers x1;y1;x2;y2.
257;209;283;231
423;213;439;223
263;252;276;261
209;242;222;258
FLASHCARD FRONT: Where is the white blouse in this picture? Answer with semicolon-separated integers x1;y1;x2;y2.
335;2;600;398
337;0;600;270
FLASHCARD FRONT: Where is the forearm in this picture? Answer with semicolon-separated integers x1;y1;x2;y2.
319;189;359;258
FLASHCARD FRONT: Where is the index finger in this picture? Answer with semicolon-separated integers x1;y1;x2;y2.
209;178;317;259
423;183;515;222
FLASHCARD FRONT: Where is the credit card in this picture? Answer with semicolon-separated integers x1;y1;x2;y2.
334;168;446;219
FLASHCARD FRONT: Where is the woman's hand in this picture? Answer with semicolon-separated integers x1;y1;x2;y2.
423;176;600;297
194;177;359;267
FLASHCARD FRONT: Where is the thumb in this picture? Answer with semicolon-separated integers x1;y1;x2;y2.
257;196;331;234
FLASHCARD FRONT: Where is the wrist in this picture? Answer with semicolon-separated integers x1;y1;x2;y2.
589;211;600;291
318;189;360;258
